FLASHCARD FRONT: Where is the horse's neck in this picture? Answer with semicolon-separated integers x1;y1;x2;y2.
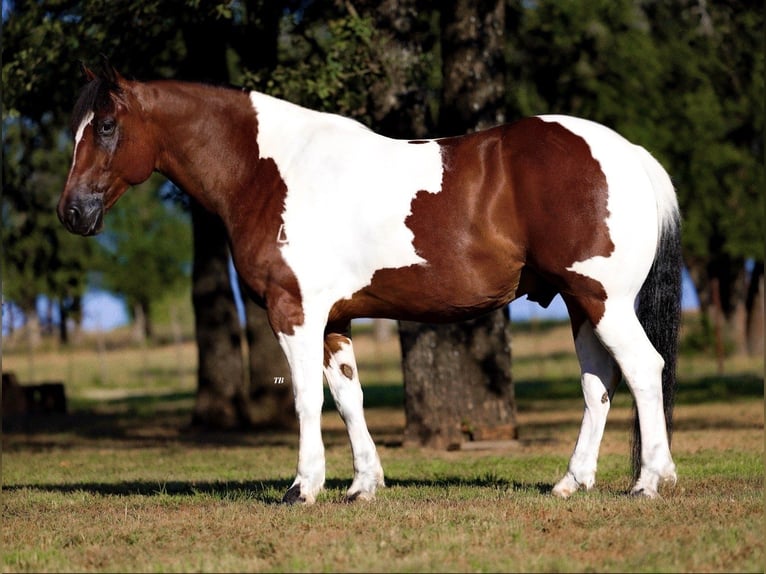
145;81;262;215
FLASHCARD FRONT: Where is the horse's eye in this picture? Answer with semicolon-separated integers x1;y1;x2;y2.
98;119;116;137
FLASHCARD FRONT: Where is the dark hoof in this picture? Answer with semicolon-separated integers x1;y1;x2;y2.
343;490;375;503
282;484;306;505
343;491;361;503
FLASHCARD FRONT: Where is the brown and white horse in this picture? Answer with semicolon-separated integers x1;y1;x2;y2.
58;63;682;504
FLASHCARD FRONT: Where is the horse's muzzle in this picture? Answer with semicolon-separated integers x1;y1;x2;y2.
58;194;105;236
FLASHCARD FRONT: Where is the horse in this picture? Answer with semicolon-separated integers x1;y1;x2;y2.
58;62;682;505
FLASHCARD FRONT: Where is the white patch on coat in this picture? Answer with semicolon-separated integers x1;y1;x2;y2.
251;92;444;312
537;115;676;300
66;111;94;188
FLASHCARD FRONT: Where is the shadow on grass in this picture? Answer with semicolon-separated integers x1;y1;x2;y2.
674;373;764;404
3;372;761;446
3;475;551;504
514;372;764;410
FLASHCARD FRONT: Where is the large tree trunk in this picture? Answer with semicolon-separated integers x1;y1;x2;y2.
401;310;517;448
181;8;293;430
376;0;517;448
189;202;252;429
181;20;252;430
439;0;507;134
235;1;297;428
241;291;296;429
745;261;764;356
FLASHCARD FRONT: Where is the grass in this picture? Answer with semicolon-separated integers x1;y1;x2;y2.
2;317;764;572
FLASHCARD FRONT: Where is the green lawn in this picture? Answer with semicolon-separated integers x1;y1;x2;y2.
2;323;763;572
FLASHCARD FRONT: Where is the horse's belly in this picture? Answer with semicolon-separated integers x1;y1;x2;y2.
327;257;523;326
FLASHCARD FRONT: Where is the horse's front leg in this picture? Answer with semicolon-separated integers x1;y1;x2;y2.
324;331;385;502
274;316;327;505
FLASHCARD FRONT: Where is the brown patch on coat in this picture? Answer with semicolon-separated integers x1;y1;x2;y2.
323;333;351;368
340;364;354;379
328;117;613;327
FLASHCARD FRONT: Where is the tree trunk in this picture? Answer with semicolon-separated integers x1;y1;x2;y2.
401;309;517;448
235;1;298;429
58;299;68;345
745;261;764;356
131;302;146;346
439;0;507;134
242;290;296;429
21;302;42;350
189;202;252;429
687;253;754;358
180;15;263;430
368;0;517;448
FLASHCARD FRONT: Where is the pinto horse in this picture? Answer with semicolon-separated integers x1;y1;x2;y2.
58;63;682;504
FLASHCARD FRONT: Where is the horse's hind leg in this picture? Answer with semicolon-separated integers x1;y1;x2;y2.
553;301;621;498
324;331;385;501
591;298;677;498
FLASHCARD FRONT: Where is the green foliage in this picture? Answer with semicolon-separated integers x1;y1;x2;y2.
242;12;384;121
2;0;762;339
1;0;209;331
92;176;191;321
510;0;664;134
2;111;96;315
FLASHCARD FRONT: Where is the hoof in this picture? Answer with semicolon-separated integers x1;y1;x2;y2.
282;484;307;505
551;485;575;499
552;473;581;499
630;486;660;499
343;490;375;503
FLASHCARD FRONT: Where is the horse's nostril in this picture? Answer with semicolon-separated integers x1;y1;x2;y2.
67;205;80;222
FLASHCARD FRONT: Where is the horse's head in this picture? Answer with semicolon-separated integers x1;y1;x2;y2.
58;62;157;236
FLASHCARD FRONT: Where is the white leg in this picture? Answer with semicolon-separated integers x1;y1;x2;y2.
594;299;677;498
553;321;620;498
277;321;327;505
323;333;385;501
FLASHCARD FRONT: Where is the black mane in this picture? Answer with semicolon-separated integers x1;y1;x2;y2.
70;77;121;134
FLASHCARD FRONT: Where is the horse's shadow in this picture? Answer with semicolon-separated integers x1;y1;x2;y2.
5;476;552;504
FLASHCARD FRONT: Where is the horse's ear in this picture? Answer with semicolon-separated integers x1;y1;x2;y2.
99;54;125;85
81;61;97;82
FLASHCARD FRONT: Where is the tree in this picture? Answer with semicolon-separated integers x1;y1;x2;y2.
2;0;294;429
176;1;296;430
396;0;517;448
2;94;96;347
656;0;764;357
93;176;191;343
2;1;186;347
506;0;764;357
